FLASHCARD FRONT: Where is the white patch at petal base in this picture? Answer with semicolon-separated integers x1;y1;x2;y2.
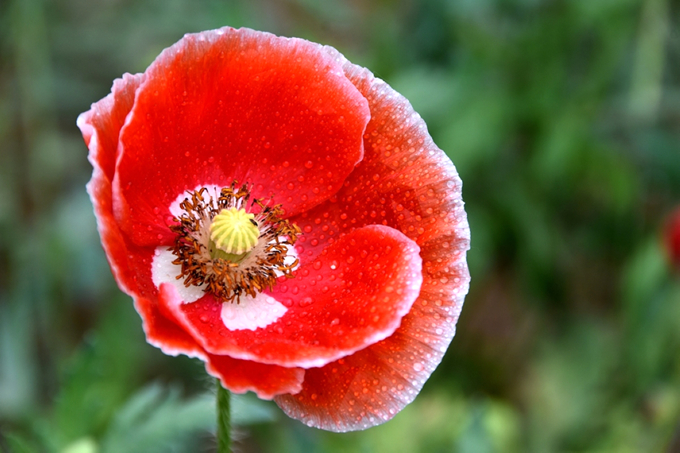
151;247;206;303
221;293;288;331
169;184;223;217
275;242;299;277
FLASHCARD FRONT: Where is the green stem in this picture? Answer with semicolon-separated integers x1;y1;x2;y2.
216;380;231;453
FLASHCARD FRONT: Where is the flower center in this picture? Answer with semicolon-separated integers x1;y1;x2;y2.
209;207;260;261
169;182;300;303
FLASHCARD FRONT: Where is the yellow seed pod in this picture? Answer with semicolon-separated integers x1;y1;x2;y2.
210;208;260;255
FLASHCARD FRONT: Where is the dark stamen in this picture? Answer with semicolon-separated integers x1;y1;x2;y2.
169;182;300;303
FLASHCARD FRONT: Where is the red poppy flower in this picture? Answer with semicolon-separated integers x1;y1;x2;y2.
78;27;470;432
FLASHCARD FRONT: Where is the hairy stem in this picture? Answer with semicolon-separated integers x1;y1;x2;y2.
217;380;231;453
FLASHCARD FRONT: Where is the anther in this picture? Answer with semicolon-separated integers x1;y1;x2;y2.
168;182;301;303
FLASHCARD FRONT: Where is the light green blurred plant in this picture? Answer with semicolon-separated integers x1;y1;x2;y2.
2;0;680;451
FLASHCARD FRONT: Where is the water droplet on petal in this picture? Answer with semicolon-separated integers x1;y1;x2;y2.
300;297;313;307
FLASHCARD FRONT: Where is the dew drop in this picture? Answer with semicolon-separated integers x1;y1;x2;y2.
281;298;293;308
300;297;313;307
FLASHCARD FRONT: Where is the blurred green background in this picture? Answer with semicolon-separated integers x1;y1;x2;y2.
2;0;680;451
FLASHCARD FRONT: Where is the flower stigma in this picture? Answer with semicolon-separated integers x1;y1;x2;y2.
169;182;300;303
209;207;259;261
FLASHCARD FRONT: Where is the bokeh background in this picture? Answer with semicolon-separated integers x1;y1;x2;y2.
2;0;680;451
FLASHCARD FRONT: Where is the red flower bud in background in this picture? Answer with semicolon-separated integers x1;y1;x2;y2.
665;207;680;269
78;27;470;432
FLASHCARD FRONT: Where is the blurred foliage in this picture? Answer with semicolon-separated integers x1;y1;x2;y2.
2;0;680;451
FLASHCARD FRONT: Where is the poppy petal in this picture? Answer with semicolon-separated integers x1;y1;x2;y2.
276;48;470;431
79;74;144;295
135;287;305;398
113;27;370;247
206;354;305;400
79;73;143;182
79;74;206;360
133;295;206;359
156;224;422;368
108;244;206;359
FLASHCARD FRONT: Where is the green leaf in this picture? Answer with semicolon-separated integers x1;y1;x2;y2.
230;393;277;426
100;384;214;453
51;300;146;448
2;431;40;453
0;300;38;420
